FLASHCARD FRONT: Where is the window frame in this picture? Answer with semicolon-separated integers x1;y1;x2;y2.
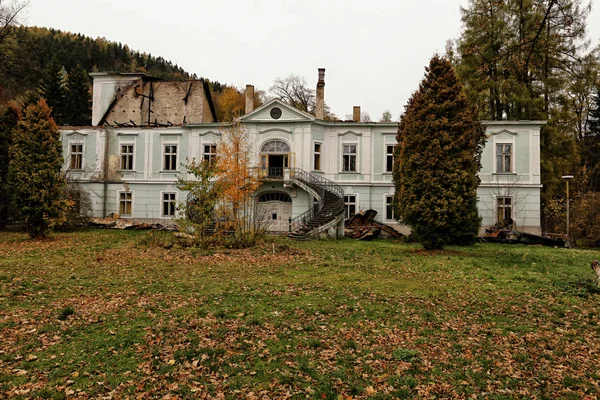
385;195;395;221
69;142;84;170
161;192;177;217
385;144;394;173
344;194;357;220
496;196;513;224
203;144;217;165
313;142;322;172
341;143;358;172
118;191;133;217
495;143;513;173
120;143;135;171
163;144;178;171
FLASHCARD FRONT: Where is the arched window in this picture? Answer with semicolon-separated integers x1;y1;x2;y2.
261;140;290;154
257;192;292;203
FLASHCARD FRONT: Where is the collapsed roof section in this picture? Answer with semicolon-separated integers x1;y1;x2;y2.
91;72;217;127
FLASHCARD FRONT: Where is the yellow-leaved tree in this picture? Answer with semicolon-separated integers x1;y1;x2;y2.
214;122;266;247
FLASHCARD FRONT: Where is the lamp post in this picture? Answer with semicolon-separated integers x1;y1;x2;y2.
561;175;574;245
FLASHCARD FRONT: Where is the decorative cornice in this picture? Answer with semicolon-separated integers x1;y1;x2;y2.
338;130;363;137
259;127;294;135
65;130;88;137
488;129;518;136
198;130;222;136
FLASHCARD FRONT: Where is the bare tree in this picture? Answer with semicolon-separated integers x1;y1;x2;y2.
0;0;28;47
481;175;531;231
380;110;393;122
268;74;337;120
269;74;315;113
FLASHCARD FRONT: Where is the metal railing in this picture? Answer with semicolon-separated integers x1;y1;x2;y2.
288;168;344;234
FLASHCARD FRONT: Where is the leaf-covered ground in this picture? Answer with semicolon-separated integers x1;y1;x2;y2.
1;230;600;399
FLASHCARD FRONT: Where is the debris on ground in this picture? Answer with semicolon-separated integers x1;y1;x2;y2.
89;214;173;231
344;210;404;240
478;223;565;247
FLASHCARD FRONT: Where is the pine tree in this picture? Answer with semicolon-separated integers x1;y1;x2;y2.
41;62;68;125
65;66;91;125
0;103;20;228
583;88;600;191
394;55;486;250
8;99;69;237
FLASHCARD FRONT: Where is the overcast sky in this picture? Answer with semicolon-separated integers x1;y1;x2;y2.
24;0;600;121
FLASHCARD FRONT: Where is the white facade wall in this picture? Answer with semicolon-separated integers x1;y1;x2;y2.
60;100;544;234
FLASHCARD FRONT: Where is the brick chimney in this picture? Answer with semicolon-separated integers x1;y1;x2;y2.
353;106;361;122
315;68;325;120
245;84;255;115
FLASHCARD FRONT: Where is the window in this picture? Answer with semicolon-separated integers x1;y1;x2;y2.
385;196;395;221
342;144;357;172
162;192;176;217
120;144;134;170
70;144;83;170
203;144;217;165
344;195;356;219
386;145;394;173
496;143;512;173
314;143;322;171
164;145;178;171
261;140;290;153
119;192;132;216
497;197;512;224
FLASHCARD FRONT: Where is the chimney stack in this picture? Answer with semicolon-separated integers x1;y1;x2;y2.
353;106;361;122
245;84;255;115
316;68;325;120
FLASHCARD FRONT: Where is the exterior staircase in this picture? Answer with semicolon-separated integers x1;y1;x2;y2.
286;168;345;239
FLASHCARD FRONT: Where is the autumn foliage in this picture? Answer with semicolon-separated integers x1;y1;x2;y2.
178;123;265;247
394;55;486;250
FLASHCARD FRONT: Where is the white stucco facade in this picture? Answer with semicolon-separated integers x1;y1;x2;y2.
60;99;544;234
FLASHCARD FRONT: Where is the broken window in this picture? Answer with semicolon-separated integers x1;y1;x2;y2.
344;195;357;219
386;145;394;173
120;145;134;170
497;197;512;224
70;144;83;170
164;145;178;171
314;142;322;171
119;192;133;216
496;143;512;173
342;144;357;172
203;144;217;165
162;192;176;217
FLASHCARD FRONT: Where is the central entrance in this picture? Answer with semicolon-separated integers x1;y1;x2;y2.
260;140;292;178
257;192;292;232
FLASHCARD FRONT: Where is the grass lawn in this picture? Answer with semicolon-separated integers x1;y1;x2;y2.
1;230;600;399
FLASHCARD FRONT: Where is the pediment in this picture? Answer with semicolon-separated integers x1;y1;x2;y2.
489;129;518;137
65;130;88;138
241;99;315;123
198;130;222;137
338;130;363;137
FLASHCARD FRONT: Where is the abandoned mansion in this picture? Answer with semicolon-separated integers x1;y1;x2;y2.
59;69;544;236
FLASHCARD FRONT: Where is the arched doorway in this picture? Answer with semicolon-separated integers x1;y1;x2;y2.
260;140;292;178
257;191;292;232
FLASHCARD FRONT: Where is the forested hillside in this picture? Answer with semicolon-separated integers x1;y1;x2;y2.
0;26;212;125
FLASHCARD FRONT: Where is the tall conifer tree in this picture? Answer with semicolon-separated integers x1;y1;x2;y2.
394;55;486;250
41;62;67;125
8;99;68;237
0;104;20;228
65;66;91;126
